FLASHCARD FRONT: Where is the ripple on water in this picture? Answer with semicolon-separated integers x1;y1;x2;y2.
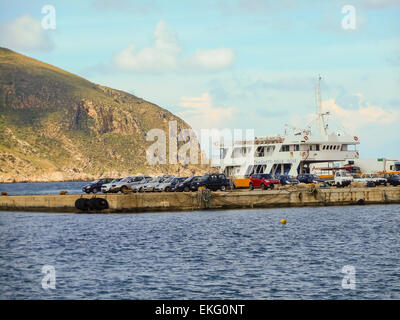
0;204;399;299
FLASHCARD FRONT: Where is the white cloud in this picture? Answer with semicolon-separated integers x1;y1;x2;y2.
184;47;235;71
0;14;54;52
179;92;237;130
114;20;179;72
321;96;399;133
113;20;235;73
287;94;399;136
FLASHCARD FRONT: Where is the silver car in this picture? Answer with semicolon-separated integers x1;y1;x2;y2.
154;176;176;192
109;176;135;193
142;176;171;192
131;177;153;193
101;178;122;193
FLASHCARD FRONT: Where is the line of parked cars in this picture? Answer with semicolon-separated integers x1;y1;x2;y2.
333;170;400;188
82;173;232;194
82;171;400;194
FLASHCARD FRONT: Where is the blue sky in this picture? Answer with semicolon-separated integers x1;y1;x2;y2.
1;0;400;158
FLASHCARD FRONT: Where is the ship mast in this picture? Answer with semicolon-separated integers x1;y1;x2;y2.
315;75;329;137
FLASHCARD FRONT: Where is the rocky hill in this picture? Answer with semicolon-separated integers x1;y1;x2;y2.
0;47;208;182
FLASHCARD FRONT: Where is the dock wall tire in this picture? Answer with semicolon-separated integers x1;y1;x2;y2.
75;198;90;211
89;198;109;210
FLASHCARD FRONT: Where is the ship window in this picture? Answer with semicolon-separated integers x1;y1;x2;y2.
220;148;228;159
255;146;265;157
281;145;290;152
295;145;299;151
341;145;348;151
316;144;320;151
322;145;326;150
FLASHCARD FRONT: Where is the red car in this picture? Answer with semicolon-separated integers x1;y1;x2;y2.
249;173;280;190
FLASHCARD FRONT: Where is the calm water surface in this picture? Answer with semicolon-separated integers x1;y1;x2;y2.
0;204;399;299
0;181;89;195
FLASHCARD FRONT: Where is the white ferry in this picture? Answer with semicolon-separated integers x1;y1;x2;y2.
211;77;360;184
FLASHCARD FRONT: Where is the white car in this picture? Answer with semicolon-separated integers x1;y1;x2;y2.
101;178;122;193
112;176;153;193
109;176;135;193
154;176;181;192
360;173;387;186
131;176;153;193
143;176;171;192
128;176;152;191
334;170;353;187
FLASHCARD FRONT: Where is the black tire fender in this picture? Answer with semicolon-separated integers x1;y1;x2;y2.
75;198;91;211
89;198;109;210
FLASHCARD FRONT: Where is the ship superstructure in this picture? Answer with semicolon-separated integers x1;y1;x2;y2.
212;76;360;178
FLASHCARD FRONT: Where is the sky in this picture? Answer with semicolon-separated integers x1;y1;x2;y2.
1;0;400;158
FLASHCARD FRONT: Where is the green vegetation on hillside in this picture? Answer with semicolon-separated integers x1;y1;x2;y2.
0;47;206;182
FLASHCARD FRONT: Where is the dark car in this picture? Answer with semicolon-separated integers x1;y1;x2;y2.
296;173;324;184
279;174;300;186
175;176;201;192
82;178;114;194
190;173;230;191
249;173;280;190
384;174;400;186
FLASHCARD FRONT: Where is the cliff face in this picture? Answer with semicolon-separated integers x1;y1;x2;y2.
0;48;207;182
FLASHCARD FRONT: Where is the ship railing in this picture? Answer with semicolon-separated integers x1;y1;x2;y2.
218;138;284;147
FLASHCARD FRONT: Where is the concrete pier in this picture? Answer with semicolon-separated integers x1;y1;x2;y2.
0;186;399;213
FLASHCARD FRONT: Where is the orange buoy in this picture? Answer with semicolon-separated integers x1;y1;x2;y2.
281;219;287;225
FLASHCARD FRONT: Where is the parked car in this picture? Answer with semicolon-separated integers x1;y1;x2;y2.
131;177;154;193
153;176;175;192
383;174;400;186
360;173;387;186
296;173;324;184
155;177;186;192
82;178;114;194
175;176;201;192
126;176;153;192
249;173;280;190
190;173;230;191
101;178;122;193
334;170;354;188
109;176;135;193
143;176;171;192
278;174;300;186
